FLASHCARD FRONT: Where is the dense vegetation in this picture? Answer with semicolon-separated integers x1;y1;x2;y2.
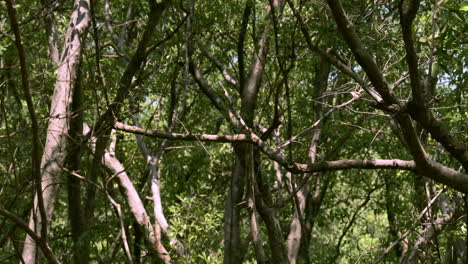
0;0;466;263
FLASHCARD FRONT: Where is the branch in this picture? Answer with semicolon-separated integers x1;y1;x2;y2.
406;196;461;263
334;185;379;260
323;0;459;179
130;114;186;256
276;94;360;149
188;62;243;128
398;7;468;167
407;102;468;170
325;0;468;172
197;41;238;88
0;206;60;264
325;0;397;105
237;0;252;88
286;0;383;103
373;186;447;264
105;192;135;264
399;0;424;106
84;123;174;262
38;0;60;64
86;0;171;227
115;121;251;142
114;121;468;193
114;121;416;174
5;0;47;239
241;11;271;124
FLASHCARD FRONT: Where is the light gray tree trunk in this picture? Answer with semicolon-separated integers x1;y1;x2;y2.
21;1;90;263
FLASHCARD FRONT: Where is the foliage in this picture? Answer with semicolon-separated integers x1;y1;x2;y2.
0;0;466;263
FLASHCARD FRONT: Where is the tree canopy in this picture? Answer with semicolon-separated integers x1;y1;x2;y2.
0;0;467;263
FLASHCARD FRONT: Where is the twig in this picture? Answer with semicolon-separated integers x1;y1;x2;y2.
373;186;447;264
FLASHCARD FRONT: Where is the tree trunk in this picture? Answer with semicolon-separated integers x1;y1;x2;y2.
65;61;86;264
287;58;330;264
223;146;246;264
21;1;90;263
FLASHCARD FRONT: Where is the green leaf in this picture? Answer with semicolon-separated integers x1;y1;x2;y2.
460;3;468;11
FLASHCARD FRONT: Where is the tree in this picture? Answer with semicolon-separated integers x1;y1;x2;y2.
0;0;466;263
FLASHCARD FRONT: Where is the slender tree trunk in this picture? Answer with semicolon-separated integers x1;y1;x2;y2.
223;147;246;264
65;62;86;264
103;150;171;263
287;58;330;264
21;1;90;263
38;0;60;64
384;173;402;259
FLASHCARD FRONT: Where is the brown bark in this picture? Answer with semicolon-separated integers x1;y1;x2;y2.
65;62;86;264
384;173;403;259
240;3;289;262
223;147;247;264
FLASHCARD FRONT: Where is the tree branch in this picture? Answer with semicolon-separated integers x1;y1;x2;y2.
197;42;238;88
5;0;47;240
0;206;60;264
399;0;424;106
326;0;397;104
114;121;417;173
373;186;447;264
286;0;383;103
407;102;468;170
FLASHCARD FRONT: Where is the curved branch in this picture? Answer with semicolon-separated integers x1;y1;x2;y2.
0;206;60;264
407;102;468;170
286;0;383;103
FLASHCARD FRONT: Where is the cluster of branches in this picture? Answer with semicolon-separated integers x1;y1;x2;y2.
0;0;466;263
